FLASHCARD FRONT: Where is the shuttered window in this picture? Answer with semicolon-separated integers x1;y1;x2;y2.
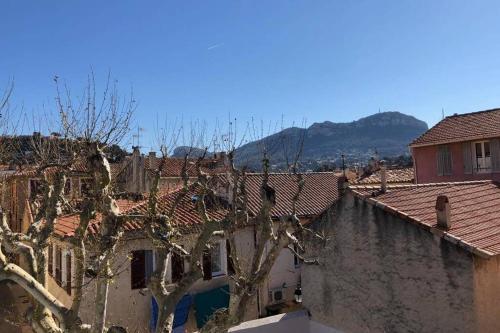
66;252;72;295
131;250;154;289
437;145;452;176
48;244;53;276
55;247;62;286
202;248;212;280
491;139;500;172
171;252;184;283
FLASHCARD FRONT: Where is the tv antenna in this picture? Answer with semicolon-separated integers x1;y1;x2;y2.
132;126;145;147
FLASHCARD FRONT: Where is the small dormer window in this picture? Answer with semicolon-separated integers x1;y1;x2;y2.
474;141;491;173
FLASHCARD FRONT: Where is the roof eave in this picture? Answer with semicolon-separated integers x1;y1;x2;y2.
410;133;500;149
350;188;496;259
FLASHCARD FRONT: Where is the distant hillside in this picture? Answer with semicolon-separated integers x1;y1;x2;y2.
173;112;428;170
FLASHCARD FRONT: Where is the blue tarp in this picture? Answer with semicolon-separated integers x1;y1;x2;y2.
194;285;230;328
150;297;158;332
150;294;193;332
173;294;193;328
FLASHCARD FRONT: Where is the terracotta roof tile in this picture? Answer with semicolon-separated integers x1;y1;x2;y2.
350;181;500;256
53;186;227;237
355;168;414;185
410;108;500;147
242;172;340;218
145;157;228;178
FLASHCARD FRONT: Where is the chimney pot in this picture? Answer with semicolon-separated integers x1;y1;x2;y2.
436;195;451;229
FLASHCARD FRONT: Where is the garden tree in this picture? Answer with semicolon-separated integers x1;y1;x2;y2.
0;74;327;333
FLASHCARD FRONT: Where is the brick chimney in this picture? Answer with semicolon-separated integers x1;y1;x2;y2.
436;195;451;229
380;160;387;193
148;151;156;166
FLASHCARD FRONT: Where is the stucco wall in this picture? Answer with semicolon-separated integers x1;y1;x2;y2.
76;227;261;332
413;143;500;184
47;222;297;331
473;255;500;333
303;192;477;333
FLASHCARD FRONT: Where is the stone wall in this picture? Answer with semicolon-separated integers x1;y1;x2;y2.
303;192;477;333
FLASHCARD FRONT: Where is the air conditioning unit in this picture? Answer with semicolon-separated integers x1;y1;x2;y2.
269;287;285;304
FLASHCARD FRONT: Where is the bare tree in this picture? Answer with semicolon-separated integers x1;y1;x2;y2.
0;75;325;333
0;73;135;333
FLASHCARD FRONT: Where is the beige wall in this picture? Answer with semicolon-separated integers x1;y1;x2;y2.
303;192;478;333
474;255;500;333
46;223;298;332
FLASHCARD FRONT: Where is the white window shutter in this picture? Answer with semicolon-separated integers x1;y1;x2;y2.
491;139;500;172
437;145;452;176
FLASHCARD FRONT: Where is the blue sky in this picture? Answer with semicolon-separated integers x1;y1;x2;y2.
3;1;500;150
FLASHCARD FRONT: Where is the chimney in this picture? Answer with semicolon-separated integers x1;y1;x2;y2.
148;151;156;165
435;195;451;229
380;160;387;193
131;146;143;193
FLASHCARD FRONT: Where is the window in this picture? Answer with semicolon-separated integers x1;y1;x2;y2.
474;141;492;172
48;244;53;276
131;250;154;289
293;245;300;268
29;179;43;199
55;246;62;286
437;145;452;176
80;178;92;197
171;252;184;283
211;242;223;276
64;178;72;197
66;252;72;295
202;240;226;280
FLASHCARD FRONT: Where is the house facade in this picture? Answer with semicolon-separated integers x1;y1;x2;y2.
303;181;500;333
112;147;230;194
42;172;340;332
411;108;500;184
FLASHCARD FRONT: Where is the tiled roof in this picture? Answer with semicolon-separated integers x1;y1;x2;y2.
410;108;500;147
53;198;147;237
53;186;227;237
355;168;414;185
350;181;500;257
145;157;228;178
242;172;340;218
11;159;90;178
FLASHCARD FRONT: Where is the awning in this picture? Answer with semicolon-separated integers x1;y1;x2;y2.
194;284;230;328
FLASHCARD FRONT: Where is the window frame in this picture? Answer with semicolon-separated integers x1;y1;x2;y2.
64;178;72;197
79;177;93;197
210;241;224;277
473;140;492;173
28;178;42;199
130;249;154;290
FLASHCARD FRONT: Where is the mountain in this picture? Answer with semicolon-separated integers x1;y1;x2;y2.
171;112;428;170
233;112;428;169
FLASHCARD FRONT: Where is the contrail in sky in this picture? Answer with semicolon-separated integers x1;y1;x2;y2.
207;43;224;50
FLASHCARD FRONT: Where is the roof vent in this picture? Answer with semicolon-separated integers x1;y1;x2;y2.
435;195;451;229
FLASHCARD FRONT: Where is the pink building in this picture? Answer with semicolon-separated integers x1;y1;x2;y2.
410;108;500;184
